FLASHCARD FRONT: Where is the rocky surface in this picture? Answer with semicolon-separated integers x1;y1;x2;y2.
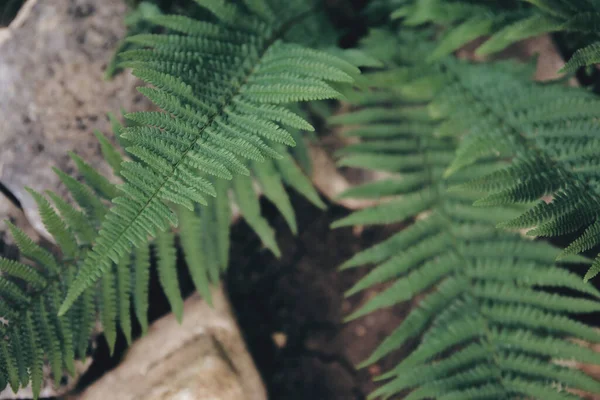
0;0;149;237
74;290;266;400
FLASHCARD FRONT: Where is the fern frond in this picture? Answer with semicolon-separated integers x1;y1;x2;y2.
394;0;600;70
330;37;600;399
418;57;600;278
561;42;600;72
2;94;327;396
59;0;355;315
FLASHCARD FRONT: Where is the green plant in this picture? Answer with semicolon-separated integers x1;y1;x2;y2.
57;0;359;315
389;0;600;71
0;0;360;395
331;28;600;399
4;0;600;399
0;109;326;396
375;1;600;279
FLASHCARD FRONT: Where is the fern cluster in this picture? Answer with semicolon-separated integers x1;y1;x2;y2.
0;127;127;398
331;29;600;399
0;106;326;396
5;0;600;398
384;0;600;72
361;4;600;277
1;0;357;395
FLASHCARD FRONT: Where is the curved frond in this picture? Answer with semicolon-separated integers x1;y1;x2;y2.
330;33;600;399
59;0;354;314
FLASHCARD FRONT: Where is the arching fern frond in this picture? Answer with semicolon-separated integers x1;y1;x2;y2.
1;98;326;397
59;0;355;315
359;19;600;279
330;32;600;399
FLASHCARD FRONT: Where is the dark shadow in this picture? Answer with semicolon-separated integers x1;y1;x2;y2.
0;0;25;27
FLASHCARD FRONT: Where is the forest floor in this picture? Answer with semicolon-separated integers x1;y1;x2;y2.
226;193;410;399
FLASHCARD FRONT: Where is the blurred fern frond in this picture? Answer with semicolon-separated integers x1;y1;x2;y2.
0;107;323;397
331;28;600;400
390;0;600;72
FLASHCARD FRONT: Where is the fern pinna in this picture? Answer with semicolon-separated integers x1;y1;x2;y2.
57;0;357;315
330;29;600;400
387;0;600;72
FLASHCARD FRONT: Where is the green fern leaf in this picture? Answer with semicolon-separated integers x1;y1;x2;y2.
178;205;213;304
59;0;353;314
476;14;562;56
93;130;124;175
8;327;29;388
6;222;59;275
24;312;44;399
133;245;150;335
232;174;280;256
26;188;79;259
0;258;47;289
0;340;20;392
561;41;600;72
275;151;325;209
69;152;120;200
46;191;96;245
47;285;76;375
53;168;107;223
427;16;494;62
34;298;63;386
116;255;133;344
329;34;600;398
214;178;231;269
252;159;297;233
100;267;118;355
73;287;95;359
155;230;184;322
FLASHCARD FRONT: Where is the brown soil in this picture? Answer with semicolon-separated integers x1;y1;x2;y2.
226;193;411;399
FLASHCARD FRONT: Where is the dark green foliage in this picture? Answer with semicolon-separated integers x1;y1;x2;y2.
59;0;356;315
391;0;600;71
5;0;600;398
426;53;600;280
362;7;600;279
0;112;322;397
0;188;105;396
331;29;600;400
